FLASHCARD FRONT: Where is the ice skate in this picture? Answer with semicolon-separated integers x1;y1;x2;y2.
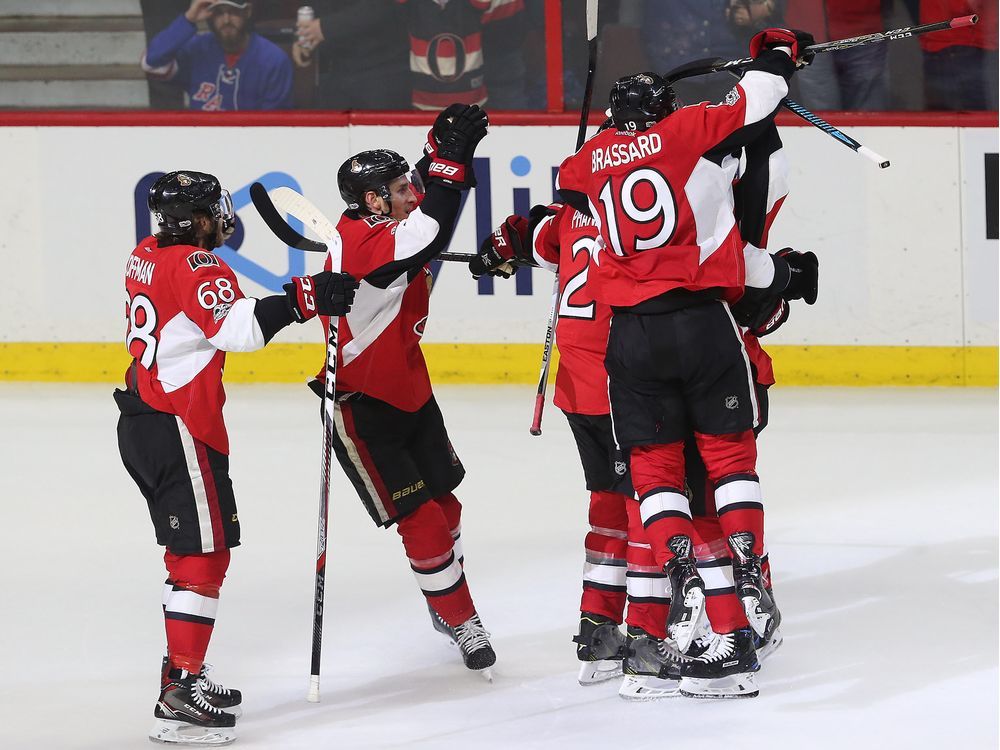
572;612;625;685
728;532;775;638
161;658;242;718
679;626;760;699
617;626;683;700
664;536;706;652
150;667;236;746
428;605;496;681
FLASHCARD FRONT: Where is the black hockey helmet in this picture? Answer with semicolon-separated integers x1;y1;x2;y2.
608;72;677;131
337;149;410;213
148;170;235;239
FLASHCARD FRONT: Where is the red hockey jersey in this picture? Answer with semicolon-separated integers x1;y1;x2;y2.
531;204;610;415
124;236;265;454
319;212;436;412
556;67;790;309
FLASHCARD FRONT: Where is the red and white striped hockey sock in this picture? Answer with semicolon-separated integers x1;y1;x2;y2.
162;549;229;675
397;499;475;627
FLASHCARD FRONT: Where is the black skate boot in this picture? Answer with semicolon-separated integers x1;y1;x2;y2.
618;626;683;700
572;612;625;685
161;658;242;717
664;535;706;653
728;532;776;638
150;667;236;746
753;598;783;663
679;626;760;699
428;605;496;681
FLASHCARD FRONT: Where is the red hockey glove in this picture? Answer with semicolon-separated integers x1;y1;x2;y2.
283;271;359;322
749;28;815;66
469;215;530;279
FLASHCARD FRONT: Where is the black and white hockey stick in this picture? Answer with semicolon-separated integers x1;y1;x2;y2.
248;183;474;263
697;15;978;73
249;183;340;703
665;59;890;168
530;0;599;437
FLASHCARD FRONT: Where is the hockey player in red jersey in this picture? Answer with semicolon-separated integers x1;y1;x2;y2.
312;105;498;677
474;98;814;697
551;29;819;697
116;170;357;745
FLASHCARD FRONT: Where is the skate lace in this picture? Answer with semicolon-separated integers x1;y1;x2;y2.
188;679;225;714
698;632;736;663
655;639;691;663
454;615;491;654
198;664;229;696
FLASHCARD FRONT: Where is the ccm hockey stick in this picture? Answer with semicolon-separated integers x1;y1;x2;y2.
696;15;978;74
530;0;599;437
249;183;340;703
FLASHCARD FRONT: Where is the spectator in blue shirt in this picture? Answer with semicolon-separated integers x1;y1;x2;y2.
142;0;293;111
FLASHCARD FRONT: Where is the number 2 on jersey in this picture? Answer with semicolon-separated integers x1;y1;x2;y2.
126;292;158;368
558;236;597;320
597;167;678;256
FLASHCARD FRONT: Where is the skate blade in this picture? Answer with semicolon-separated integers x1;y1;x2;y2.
757;627;783;663
477;667;494;683
669;588;706;653
618;674;681;701
149;719;236;746
679;672;759;700
577;659;623;685
741;595;771;638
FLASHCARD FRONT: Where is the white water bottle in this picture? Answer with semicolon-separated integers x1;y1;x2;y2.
297;6;315;50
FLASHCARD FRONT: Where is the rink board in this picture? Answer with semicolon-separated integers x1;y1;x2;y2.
0;122;996;384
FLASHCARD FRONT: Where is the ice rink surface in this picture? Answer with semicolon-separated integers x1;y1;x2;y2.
0;383;996;749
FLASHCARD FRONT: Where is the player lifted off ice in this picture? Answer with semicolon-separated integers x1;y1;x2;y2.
116;171;357;745
551;29;819;697
310;105;498;678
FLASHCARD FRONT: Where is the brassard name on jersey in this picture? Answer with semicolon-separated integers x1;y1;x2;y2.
591;133;662;173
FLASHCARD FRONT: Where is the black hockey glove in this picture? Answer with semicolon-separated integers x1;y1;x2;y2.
776;248;819;304
283;271;359;322
470;214;530;279
424;103;470;159
428;105;489;189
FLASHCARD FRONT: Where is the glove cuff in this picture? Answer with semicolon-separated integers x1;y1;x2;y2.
428;158;467;185
284;275;318;323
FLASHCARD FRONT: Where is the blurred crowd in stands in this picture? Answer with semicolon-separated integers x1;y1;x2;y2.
138;0;997;113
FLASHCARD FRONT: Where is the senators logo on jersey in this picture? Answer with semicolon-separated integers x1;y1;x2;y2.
187;250;221;272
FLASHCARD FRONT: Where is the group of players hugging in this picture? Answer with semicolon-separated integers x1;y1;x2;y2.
118;24;820;747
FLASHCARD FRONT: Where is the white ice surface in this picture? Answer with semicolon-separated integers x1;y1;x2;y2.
0;384;996;749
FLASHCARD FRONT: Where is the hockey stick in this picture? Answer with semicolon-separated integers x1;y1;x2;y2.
699;15;978;74
530;0;599;437
249;184;475;264
249;183;340;703
665;58;890;168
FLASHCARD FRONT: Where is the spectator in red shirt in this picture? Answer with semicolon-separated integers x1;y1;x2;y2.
786;0;890;110
919;0;998;109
